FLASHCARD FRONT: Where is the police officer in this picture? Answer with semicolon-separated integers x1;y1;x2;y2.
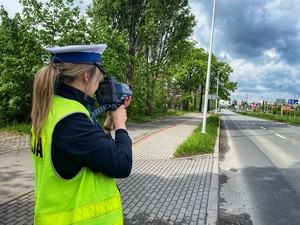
30;44;132;225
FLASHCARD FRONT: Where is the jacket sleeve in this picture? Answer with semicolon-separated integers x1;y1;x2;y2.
52;113;132;179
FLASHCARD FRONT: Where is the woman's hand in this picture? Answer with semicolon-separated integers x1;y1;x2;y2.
123;96;132;108
103;112;113;131
106;97;131;131
111;105;128;130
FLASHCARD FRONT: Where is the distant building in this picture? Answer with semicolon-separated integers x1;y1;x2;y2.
276;99;286;104
232;100;238;106
219;100;230;108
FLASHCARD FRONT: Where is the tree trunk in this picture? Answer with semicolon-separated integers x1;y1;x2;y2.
126;0;139;85
145;76;156;115
182;100;188;111
126;56;134;85
193;92;197;111
199;85;204;112
145;92;153;115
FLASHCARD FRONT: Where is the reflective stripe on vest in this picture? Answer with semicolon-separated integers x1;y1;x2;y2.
31;96;123;225
35;196;122;225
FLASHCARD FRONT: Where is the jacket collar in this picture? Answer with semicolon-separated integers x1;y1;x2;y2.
55;83;96;112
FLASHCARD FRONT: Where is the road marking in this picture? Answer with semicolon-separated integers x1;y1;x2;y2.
275;133;286;139
260;126;266;130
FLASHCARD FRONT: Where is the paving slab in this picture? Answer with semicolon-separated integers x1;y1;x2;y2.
133;124;198;160
0;156;213;225
0;133;29;154
119;157;213;225
0;147;33;205
0;113;217;225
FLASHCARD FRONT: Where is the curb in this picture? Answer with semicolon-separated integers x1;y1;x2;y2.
206;118;220;225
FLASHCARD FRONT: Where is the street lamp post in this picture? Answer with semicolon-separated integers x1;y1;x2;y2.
202;0;217;133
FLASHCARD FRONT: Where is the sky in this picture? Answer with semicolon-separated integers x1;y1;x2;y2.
1;0;300;103
189;0;300;103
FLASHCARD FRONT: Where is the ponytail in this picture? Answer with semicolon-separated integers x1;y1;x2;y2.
31;63;103;137
31;64;58;137
31;63;102;137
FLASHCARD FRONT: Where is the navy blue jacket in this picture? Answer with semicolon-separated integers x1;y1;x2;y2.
51;83;132;179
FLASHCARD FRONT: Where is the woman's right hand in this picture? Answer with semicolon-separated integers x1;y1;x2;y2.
111;105;127;130
123;96;132;108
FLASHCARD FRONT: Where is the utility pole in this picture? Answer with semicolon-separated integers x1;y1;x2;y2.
202;0;216;133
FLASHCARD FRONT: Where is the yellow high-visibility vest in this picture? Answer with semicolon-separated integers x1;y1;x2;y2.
30;96;123;225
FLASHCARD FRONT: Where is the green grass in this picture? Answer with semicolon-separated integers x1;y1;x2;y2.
96;110;186;124
239;112;300;125
0;110;187;134
128;110;186;123
174;114;220;158
0;122;31;134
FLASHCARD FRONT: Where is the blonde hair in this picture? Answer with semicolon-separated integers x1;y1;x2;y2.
31;63;102;137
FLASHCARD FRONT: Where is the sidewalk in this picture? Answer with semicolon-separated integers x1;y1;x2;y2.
0;113;217;225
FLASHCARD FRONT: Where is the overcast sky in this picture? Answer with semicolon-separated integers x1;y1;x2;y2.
1;0;300;102
189;0;300;102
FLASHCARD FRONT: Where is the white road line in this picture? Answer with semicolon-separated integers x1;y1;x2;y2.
260;126;266;130
275;133;287;139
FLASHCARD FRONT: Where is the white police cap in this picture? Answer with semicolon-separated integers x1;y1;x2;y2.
45;44;107;65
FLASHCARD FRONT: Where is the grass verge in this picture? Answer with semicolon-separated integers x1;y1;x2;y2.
0;110;187;134
174;114;220;158
0;122;31;134
239;112;300;125
128;110;186;123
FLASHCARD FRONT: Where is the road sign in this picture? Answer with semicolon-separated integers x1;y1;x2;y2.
288;99;298;105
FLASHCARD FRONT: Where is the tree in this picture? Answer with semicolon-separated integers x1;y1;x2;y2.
20;0;90;46
170;42;237;112
138;0;195;114
88;3;128;82
0;0;92;123
90;0;147;85
210;61;237;101
0;0;238;124
0;7;43;123
90;0;195;115
170;42;207;111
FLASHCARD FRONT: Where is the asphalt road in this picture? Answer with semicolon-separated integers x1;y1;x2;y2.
219;110;300;225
